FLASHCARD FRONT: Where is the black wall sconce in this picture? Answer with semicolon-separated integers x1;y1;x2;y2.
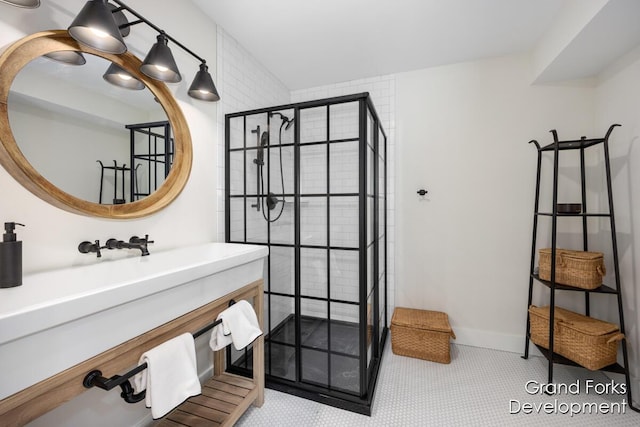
2;0;220;101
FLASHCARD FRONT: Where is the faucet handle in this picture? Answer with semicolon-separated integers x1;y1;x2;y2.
105;238;124;250
130;235;154;245
78;240;102;258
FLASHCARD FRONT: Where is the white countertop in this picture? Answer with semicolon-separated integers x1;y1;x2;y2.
0;242;268;400
0;242;268;346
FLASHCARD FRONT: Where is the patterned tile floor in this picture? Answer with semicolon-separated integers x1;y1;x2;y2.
237;339;640;426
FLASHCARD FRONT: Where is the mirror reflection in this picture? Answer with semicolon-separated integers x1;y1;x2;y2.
7;52;172;204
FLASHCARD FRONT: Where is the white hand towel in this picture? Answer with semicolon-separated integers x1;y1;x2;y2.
209;300;262;351
133;333;201;419
209;319;233;351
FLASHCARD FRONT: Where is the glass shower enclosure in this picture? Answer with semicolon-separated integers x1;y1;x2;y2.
225;93;387;414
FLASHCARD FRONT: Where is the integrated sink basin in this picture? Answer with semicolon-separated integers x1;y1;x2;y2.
0;242;267;400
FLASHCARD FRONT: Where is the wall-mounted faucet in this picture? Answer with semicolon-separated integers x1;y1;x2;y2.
105;235;154;256
79;235;154;257
78;240;103;258
129;235;154;256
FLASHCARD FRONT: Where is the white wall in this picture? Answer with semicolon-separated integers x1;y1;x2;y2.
4;1;639;423
10;97;129;202
593;47;640;405
292;76;397;323
395;54;596;352
215;27;292;343
532;0;608;82
215;27;291;243
0;0;218;276
0;1;218;426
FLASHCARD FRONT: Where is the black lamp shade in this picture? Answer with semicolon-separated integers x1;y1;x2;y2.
103;63;145;90
68;0;127;54
140;34;181;83
188;63;220;102
44;51;87;66
0;0;40;7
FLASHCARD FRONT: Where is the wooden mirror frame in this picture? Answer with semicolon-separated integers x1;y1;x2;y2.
0;30;193;219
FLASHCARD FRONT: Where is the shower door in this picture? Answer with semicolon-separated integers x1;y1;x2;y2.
225;93;387;415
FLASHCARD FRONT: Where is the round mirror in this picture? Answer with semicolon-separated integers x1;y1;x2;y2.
0;31;192;219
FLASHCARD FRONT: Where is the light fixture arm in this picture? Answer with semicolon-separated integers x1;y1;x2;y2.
119;19;143;29
111;0;206;64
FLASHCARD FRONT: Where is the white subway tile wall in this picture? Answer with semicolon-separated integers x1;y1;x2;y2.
299;197;327;247
329;141;359;194
299;107;327;143
300;248;328;299
218;25;395;327
269;246;295;295
292;77;396;325
329;197;359;248
300;145;327;195
330;250;359;303
216;27;291;242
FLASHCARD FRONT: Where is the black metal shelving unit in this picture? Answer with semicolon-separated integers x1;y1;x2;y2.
522;124;638;412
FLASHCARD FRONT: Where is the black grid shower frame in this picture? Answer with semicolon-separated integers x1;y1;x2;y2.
224;93;388;415
126;120;173;202
225;115;360;387
358;97;368;396
367;98;381;390
373;92;389;354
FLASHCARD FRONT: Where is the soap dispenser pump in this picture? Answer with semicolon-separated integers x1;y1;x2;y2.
0;222;25;288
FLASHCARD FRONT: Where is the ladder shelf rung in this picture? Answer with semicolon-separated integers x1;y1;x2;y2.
531;274;618;294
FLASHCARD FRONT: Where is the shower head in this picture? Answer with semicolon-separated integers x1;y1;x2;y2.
285;117;295;130
270;111;294;131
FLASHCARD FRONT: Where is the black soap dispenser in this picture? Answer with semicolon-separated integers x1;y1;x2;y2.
0;222;25;288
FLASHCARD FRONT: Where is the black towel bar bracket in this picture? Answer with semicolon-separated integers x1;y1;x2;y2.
83;299;236;404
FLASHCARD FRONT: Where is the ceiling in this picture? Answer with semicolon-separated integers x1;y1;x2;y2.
192;0;640;90
193;0;565;90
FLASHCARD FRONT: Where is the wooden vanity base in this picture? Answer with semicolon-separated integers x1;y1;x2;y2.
0;279;264;427
155;373;258;426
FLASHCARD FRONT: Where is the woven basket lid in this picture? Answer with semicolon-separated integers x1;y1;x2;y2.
529;305;619;336
391;307;453;334
539;248;603;260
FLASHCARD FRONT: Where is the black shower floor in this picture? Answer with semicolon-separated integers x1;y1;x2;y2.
231;315;361;394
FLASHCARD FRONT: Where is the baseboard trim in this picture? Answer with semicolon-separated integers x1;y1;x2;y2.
451;327;541;356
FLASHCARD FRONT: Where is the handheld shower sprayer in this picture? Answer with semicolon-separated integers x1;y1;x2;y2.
252;110;295;222
251;126;267;166
251;125;268;212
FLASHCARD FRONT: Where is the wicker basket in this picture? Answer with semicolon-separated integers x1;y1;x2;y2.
539;248;605;289
528;305;624;370
391;308;455;364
